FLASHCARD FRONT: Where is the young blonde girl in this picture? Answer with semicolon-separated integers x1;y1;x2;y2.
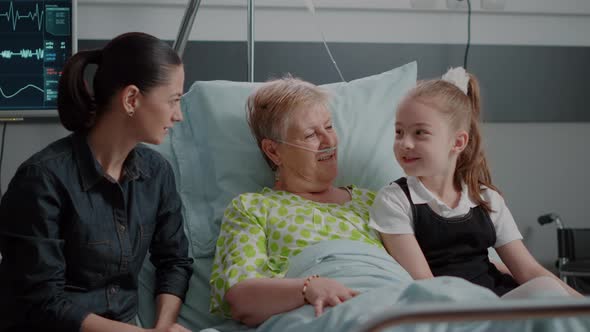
369;67;581;298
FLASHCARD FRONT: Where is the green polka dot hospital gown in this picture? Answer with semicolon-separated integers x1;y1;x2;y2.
209;185;384;315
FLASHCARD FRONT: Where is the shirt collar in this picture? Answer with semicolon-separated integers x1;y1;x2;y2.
122;149;152;181
406;176;477;212
72;132;151;191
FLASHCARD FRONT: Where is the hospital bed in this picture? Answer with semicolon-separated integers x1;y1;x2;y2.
134;2;590;331
134;61;590;332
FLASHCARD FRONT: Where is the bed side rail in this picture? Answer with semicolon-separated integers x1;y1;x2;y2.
353;297;590;332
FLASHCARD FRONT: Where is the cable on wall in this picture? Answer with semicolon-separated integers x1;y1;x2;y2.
0;122;6;197
303;0;346;82
463;0;472;69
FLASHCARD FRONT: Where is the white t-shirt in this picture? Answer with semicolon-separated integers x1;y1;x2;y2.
369;176;522;248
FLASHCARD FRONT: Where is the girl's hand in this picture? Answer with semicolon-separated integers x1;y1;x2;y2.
303;277;359;316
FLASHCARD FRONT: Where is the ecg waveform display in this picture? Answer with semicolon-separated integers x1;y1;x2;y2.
0;83;43;98
1;48;44;59
0;0;73;116
0;1;44;31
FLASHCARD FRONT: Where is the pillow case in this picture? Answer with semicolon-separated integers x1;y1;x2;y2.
139;61;417;330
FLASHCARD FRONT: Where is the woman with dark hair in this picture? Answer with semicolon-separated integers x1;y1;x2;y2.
0;32;193;332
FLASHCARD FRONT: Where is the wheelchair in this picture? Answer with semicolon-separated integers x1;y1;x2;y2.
538;213;590;294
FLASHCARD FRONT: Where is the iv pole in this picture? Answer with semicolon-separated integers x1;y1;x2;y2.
247;0;255;82
173;0;201;58
173;0;256;82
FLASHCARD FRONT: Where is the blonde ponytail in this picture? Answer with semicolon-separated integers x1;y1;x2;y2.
408;71;500;213
454;74;499;213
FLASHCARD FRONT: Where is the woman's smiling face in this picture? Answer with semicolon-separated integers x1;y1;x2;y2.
277;104;339;186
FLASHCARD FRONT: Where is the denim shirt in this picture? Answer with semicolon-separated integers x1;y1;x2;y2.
0;132;193;332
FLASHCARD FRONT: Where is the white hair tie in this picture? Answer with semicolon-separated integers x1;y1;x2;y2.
441;67;469;95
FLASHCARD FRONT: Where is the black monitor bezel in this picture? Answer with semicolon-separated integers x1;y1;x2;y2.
0;0;77;119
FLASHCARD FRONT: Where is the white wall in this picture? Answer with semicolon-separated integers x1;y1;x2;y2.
77;0;590;46
484;123;590;267
2;0;589;266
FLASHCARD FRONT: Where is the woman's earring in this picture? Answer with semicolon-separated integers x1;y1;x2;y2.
274;169;280;183
127;109;135;117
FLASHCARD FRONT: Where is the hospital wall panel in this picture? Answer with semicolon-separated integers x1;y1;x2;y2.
2;1;589;269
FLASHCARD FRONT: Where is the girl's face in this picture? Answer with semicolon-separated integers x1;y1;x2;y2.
135;65;185;145
276;104;338;187
394;99;459;179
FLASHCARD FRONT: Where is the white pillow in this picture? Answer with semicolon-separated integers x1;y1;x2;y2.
176;61;415;256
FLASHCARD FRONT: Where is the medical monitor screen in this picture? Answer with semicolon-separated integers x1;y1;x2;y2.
0;0;76;119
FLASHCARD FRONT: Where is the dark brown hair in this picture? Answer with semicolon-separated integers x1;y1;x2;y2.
57;32;182;131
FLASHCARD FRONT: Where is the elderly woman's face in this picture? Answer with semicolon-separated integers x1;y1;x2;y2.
277;104;338;185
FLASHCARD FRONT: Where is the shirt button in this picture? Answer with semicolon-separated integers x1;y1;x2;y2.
110;285;118;295
118;224;126;232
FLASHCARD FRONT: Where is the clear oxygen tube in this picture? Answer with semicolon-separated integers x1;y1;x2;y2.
276;139;337;154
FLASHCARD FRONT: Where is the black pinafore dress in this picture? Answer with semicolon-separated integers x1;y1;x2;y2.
395;177;518;296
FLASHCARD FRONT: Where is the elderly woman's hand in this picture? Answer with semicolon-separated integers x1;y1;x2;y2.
146;323;192;332
303;277;359;317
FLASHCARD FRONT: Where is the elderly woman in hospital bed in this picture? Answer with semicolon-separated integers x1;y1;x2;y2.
207;76;578;330
209;76;381;326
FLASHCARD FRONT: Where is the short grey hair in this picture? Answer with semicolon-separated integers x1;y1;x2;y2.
246;75;331;170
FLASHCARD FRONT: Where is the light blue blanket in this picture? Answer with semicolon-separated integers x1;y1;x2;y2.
202;240;590;332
